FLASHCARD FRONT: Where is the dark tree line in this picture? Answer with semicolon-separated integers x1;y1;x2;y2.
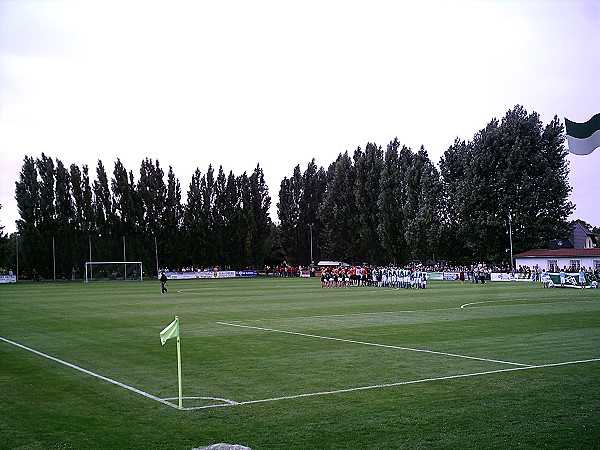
13;156;272;278
280;140;442;265
7;105;576;278
279;106;574;266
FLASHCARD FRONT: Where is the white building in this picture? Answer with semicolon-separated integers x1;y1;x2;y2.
514;223;599;272
514;248;600;272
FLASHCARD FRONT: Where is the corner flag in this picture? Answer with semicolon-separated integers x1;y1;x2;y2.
160;317;179;345
565;113;600;155
159;316;183;409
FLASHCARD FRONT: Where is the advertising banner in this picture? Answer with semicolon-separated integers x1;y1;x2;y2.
548;272;598;289
236;270;259;277
427;272;444;281
0;275;17;283
443;272;461;281
161;270;258;280
491;273;536;282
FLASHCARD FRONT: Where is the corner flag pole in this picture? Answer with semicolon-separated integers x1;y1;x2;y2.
176;319;183;410
159;315;183;409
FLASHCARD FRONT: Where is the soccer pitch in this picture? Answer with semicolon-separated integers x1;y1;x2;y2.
1;277;599;449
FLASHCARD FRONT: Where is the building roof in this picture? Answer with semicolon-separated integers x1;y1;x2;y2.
515;248;600;258
572;222;598;249
573;222;598;236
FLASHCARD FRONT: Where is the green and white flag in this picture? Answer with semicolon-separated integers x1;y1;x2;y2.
160;317;179;345
159;316;183;409
565;113;600;156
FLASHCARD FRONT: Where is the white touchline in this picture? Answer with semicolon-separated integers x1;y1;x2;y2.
216;322;533;367
0;336;179;409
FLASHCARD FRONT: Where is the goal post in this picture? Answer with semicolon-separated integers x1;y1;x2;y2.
84;261;143;282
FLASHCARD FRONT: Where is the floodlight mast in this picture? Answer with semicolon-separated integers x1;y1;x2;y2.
508;212;514;269
309;223;315;265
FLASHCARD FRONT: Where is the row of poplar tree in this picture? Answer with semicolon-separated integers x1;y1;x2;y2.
279;105;573;266
6;105;574;278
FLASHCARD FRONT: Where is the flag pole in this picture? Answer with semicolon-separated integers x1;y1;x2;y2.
175;316;182;409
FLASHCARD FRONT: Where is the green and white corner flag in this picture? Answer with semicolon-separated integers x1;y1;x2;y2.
565;113;600;156
159;316;183;409
160;317;179;345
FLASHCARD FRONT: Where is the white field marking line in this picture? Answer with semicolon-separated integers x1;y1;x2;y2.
221;303;516;324
460;298;599;309
224;310;415;323
224;298;597;323
182;357;600;410
163;396;240;410
4;335;596;412
0;336;181;410
216;322;532;367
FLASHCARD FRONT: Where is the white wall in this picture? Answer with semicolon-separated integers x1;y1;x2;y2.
515;256;600;271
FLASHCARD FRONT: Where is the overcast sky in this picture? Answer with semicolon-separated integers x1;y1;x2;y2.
1;0;599;236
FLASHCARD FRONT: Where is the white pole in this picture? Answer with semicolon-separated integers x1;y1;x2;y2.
176;316;182;409
155;235;159;276
508;212;514;268
89;235;93;280
309;223;314;264
53;236;56;282
16;234;19;281
123;236;127;280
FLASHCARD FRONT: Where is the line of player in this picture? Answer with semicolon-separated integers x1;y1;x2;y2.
321;266;428;289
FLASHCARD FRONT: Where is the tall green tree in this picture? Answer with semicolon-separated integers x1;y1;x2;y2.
244;164;272;267
14;157;43;276
183;167;212;267
278;159;327;265
277;164;302;264
377;139;414;264
223;170;243;266
15;156;40;232
70;164;94;232
319;152;356;262
299;159;326;265
439;105;573;263
202;165;217;264
138;158;167;236
14;156;49;276
112;159;139;235
36;153;56;233
256;164;273;260
211;167;227;265
164;166;182;233
93;160;113;235
160;166;183;269
353;143;384;263
403;146;442;262
54;159;74;233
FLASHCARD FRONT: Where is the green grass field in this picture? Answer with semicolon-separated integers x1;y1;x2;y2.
1;277;599;449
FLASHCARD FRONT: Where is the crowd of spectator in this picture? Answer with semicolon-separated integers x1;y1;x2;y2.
163;261;600;280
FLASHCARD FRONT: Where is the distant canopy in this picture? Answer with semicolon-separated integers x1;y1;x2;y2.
565;113;600;156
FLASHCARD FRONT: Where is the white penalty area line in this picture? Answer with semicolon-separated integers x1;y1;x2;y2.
460;298;599;309
217;322;532;367
183;357;600;410
0;336;181;410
